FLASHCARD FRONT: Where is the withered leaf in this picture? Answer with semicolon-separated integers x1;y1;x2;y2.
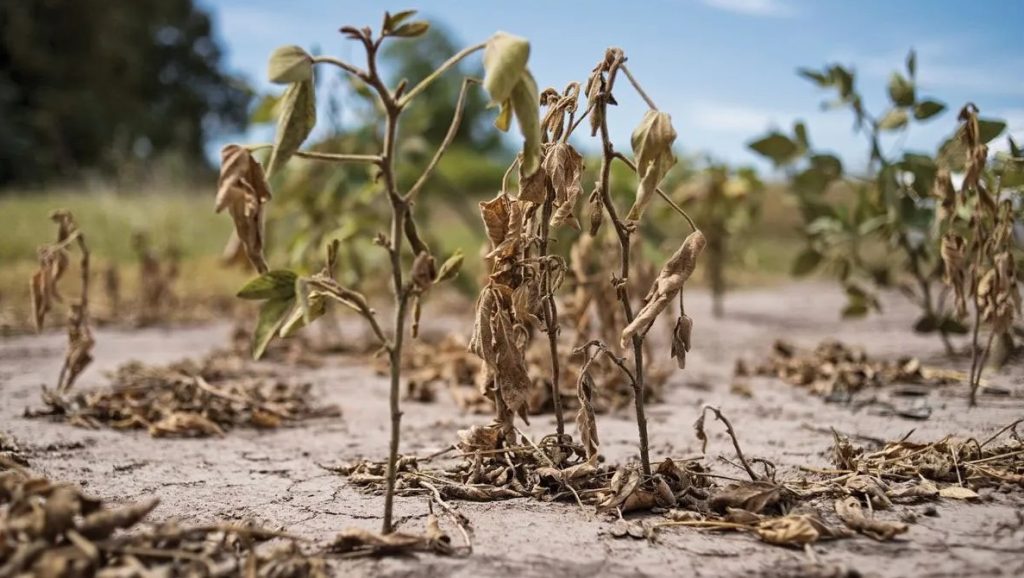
621;230;706;347
518;161;547;204
511;70;542;176
834;496;907;541
78;498;160;540
671;314;693;369
267;45;313;84
938;485;979;500
545;143;585;230
756;514;849;547
627;110;677;222
709;482;783;515
216;145;273;273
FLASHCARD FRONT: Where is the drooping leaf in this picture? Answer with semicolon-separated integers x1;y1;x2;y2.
977;118;1007;144
268;79;316;177
627;110;677;221
267;45;313;84
237;270;298;300
216;145;273;272
510;70;541;176
252;297;296;360
482;32;530;105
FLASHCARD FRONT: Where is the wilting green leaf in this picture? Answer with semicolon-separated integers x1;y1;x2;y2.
913;99;945;121
268;79;316;177
253;297;295;359
391;21;430;37
483;32;529;105
878;108;908;131
887;72;915;107
627;110;677;221
792;248;823;277
748;133;799;166
436;250;464;283
978;118;1007;144
237;270;298;300
268;45;313;84
511;70;541;176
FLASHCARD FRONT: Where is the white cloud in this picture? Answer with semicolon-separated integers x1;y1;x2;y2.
699;0;794;18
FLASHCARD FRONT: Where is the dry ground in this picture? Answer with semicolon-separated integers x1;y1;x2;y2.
2;283;1023;577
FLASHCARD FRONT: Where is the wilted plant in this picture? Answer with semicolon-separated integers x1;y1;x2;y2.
215;12;532;534
676;161;763;317
29;210;94;397
938;105;1023;405
468;47;703;476
749;51;1008;353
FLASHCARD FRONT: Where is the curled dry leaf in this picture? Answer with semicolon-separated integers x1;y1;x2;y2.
709;482;784;515
216;144;273;273
834;496;908;541
756;514;850;547
621;230;706;348
330;515;453;557
670;314;693;369
545;143;585;230
482;32;529;106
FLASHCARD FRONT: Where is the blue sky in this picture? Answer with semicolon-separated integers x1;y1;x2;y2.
201;0;1024;172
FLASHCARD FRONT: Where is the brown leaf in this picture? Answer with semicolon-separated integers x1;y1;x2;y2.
709;482;783;515
621;230;706;347
78;498;160;540
670;314;693;369
545;143;585;230
756;514;850;547
216;145;272;272
834;496;907;540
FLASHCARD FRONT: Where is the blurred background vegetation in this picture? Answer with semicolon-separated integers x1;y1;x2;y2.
0;1;803;332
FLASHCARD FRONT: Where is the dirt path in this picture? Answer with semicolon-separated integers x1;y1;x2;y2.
2;283;1023;577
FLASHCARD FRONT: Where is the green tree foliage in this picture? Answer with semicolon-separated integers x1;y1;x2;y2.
0;0;251;185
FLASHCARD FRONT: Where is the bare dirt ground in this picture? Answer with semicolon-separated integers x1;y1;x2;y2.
2;282;1023;577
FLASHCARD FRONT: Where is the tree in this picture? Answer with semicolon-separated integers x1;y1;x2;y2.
0;0;250;185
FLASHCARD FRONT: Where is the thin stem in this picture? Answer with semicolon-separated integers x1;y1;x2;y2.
398;42;486;107
313;56;369;81
612;152;697;232
538;185;565;436
701;405;759;482
619;63;657;110
405;77;481;201
246;144;382;166
593;59;652;476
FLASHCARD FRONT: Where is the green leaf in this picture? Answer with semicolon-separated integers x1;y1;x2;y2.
280;292;325;338
382;9;417;33
748;133;799;166
390;21;430;38
237;270;298;300
978;118;1007;144
791;248;823;276
253;297;295;359
797;67;830;87
906;49;916;79
913;99;945;121
268;79;316;177
483;32;530;105
435;250;464;283
268;45;313;84
510;70;541;176
878;108;909;131
887;72;915;107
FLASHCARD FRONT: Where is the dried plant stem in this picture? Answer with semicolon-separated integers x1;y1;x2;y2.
539;186;565;436
593;63;652;475
398;42;486;107
619;63;657;111
611;152;697;232
700;405;759;482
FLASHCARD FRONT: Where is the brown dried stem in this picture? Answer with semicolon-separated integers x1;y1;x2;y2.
539;181;565;436
697;405;759;482
611;152;697;232
405;77;481;201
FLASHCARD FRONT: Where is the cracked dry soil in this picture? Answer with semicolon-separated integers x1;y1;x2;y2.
2;283;1023;577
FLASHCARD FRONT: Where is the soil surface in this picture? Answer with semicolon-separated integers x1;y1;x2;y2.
2;283;1023;577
